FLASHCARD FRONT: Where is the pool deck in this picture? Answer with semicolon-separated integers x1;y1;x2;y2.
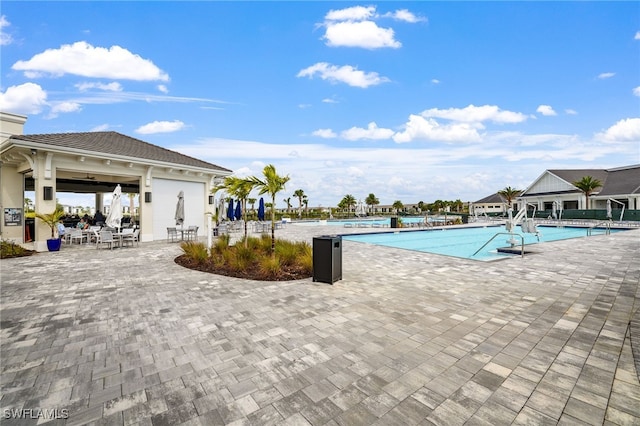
1;223;638;425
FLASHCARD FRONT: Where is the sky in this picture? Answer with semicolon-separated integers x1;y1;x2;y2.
1;1;639;210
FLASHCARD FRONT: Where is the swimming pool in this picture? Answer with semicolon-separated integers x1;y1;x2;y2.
297;217;435;227
342;225;624;261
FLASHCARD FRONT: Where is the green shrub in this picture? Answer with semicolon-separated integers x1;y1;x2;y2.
259;255;281;279
178;235;313;281
1;240;35;259
180;241;208;264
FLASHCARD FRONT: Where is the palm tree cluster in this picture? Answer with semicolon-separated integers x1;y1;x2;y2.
215;164;289;254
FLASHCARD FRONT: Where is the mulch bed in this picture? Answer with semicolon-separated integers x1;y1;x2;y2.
174;255;312;281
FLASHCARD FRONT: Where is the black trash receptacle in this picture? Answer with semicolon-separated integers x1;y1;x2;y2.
390;217;398;228
313;235;342;284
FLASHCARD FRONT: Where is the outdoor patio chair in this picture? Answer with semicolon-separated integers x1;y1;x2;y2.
184;225;198;241
121;228;139;247
69;229;87;244
97;230;116;250
167;227;179;242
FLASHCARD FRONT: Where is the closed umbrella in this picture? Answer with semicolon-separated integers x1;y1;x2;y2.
175;190;185;227
227;199;235;221
217;196;226;223
105;184;123;229
606;199;612;220
258;197;265;221
234;201;242;221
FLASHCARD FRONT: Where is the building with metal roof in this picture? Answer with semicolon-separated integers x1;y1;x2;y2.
517;164;640;212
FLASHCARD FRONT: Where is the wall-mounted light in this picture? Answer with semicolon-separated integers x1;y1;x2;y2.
208;195;215;205
31;149;37;155
43;186;53;200
144;192;152;203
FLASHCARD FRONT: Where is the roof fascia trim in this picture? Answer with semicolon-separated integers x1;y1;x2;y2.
4;139;231;176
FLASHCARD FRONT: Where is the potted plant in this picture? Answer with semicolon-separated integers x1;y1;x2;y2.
35;207;65;251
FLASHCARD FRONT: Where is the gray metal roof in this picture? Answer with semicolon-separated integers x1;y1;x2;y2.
474;193;505;204
8;131;232;173
522;165;639;198
596;164;640;196
547;169;609;187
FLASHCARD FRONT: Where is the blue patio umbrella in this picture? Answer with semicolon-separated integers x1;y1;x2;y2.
258;197;265;221
227;199;235;221
234;201;242;220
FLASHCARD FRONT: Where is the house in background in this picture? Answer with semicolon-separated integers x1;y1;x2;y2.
517;164;640;212
0;111;232;251
471;193;508;216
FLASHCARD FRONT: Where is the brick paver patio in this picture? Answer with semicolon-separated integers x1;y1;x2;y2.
1;223;638;425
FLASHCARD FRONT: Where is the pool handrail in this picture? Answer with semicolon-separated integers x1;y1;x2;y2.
472;232;525;258
587;221;611;236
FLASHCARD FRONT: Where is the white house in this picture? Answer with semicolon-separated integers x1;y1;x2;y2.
517;165;640;212
0;112;232;251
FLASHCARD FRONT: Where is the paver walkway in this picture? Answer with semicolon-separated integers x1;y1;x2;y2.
1;224;638;425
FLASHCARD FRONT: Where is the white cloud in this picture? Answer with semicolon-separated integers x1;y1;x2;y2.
298;103;312;109
75;81;123;92
536;105;557;116
635;31;640;40
431;79;440;84
297;62;389;88
157;84;169;94
421;104;528;124
633;87;640;97
597;72;615;79
323;20;401;49
90;124;110;132
322;98;339;104
49;101;82;117
565;109;578;115
393;115;482;143
135;120;185;134
596;117;640;142
312;128;337;138
12;41;169;81
384;9;425;23
341;122;395;141
325;5;375;22
347;166;364;177
0;82;48;114
0;15;13;46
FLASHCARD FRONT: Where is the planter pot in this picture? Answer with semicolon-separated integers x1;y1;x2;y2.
46;238;62;252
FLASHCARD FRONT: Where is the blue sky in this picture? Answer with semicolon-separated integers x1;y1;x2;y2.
1;2;639;209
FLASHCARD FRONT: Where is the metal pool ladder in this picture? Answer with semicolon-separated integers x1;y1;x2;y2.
587;221;611;236
473;232;525;258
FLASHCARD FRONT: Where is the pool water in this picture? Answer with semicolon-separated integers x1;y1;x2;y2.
342;225;623;261
298;217;432;227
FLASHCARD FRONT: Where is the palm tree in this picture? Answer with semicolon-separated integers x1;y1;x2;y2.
293;189;305;219
340;194;356;217
35;206;65;239
283;197;292;214
248;198;256;215
24;197;33;212
392;200;404;215
497;186;521;208
248;164;290;254
365;193;379;214
220;176;255;246
303;197;308;217
573;176;602;210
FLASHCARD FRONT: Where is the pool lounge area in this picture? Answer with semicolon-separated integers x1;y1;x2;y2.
1;223;638;424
